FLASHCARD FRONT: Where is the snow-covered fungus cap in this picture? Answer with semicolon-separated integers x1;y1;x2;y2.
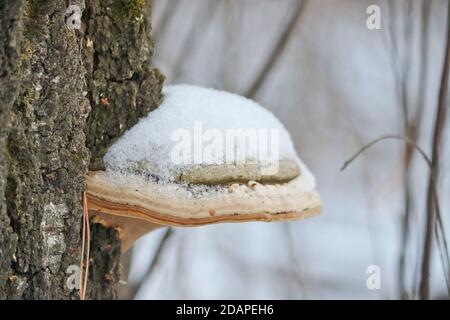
86;85;321;251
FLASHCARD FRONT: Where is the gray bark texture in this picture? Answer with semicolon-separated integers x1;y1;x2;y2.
0;0;164;299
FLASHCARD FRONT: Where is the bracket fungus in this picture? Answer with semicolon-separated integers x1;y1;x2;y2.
86;85;321;251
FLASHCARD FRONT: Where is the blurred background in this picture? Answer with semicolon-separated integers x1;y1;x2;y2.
119;0;450;299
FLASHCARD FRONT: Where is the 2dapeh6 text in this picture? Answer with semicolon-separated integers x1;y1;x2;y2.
176;304;274;317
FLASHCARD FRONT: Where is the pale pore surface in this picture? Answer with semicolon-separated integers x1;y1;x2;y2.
104;84;311;184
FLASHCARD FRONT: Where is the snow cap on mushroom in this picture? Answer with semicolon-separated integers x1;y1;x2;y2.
104;84;313;185
86;84;321;251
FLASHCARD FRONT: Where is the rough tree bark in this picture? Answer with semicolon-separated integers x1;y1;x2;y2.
0;0;164;299
0;0;25;300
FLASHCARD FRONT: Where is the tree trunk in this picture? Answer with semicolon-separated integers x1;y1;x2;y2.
0;0;164;300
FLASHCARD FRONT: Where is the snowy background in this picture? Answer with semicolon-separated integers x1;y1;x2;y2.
119;0;450;299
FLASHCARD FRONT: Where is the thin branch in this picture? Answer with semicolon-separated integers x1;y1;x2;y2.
420;0;450;300
381;16;412;282
245;0;306;98
341;134;450;296
80;192;91;300
399;0;431;299
79;193;86;300
341;135;431;172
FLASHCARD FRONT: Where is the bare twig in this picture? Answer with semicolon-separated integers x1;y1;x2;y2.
419;0;450;300
341;134;450;296
410;0;432;298
79;193;86;300
80;192;91;300
340;135;430;172
245;0;306;98
399;0;430;299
